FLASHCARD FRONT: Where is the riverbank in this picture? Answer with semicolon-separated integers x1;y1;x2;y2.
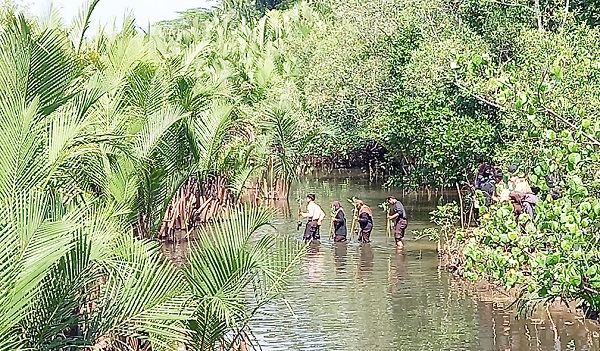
242;176;600;351
439;229;600;326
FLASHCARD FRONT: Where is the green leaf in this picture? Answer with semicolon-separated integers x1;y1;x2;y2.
568;153;581;165
582;119;591;129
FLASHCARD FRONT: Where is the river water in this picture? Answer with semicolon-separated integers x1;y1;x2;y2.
248;174;600;351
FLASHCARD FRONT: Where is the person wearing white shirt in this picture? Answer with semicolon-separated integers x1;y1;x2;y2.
300;193;325;242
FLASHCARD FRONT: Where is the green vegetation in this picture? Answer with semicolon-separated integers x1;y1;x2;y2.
4;0;600;347
439;122;600;315
0;0;305;349
284;0;600;319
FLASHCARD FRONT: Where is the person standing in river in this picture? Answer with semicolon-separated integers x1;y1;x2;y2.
355;200;373;243
300;193;325;242
331;201;347;242
387;195;408;248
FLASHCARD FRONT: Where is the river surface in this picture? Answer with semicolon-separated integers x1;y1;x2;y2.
247;173;600;351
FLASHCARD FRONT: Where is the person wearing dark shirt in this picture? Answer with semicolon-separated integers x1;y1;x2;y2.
387;195;407;248
331;201;347;242
355;200;373;243
475;164;499;207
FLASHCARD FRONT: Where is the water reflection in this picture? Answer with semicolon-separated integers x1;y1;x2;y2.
251;172;600;351
306;242;324;285
476;299;600;351
160;239;188;266
388;250;406;294
357;244;373;283
332;243;347;274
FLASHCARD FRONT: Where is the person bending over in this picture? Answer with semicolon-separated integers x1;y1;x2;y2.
355;200;373;243
331;201;347;242
387;195;408;248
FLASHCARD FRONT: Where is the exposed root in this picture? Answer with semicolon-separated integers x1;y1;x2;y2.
159;176;234;241
438;238;466;278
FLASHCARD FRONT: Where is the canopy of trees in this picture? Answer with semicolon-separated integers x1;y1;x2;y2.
2;0;600;348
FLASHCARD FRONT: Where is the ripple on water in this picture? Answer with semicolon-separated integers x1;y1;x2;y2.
249;177;600;351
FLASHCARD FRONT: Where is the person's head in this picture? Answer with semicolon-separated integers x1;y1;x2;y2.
477;163;488;175
356;199;364;209
484;165;495;176
494;168;504;182
508;165;517;174
387;195;397;205
332;201;343;210
306;194;315;203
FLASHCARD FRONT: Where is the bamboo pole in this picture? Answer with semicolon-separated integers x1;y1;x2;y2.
456;182;465;229
349;207;357;241
328;214;335;240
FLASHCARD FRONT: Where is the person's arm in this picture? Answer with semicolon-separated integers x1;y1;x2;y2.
357;212;368;224
300;203;315;218
338;211;345;224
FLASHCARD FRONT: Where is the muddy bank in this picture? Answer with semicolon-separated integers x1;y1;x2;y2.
439;238;600;328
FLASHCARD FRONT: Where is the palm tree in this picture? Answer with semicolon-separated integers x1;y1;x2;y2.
0;1;307;349
183;205;303;351
0;3;198;348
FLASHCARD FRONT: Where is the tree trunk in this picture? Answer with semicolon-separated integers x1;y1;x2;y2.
534;0;543;30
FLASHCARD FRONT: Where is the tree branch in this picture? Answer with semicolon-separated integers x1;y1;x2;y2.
541;105;600;146
454;82;506;110
485;0;535;12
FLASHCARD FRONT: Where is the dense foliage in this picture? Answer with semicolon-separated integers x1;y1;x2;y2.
445;121;600;314
268;0;600;187
381;0;600;316
4;0;600;347
0;0;305;350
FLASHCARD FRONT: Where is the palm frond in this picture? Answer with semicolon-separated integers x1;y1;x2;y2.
90;235;195;347
192;101;234;174
184;205;303;350
0;191;78;345
70;0;100;54
134;106;187;162
28;26;79;116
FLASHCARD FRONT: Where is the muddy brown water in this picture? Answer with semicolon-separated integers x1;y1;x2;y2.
163;173;600;350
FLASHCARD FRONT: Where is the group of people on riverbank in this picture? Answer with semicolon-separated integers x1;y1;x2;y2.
299;194;408;248
474;163;540;222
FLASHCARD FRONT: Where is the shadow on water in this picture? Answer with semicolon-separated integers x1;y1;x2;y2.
249;171;600;351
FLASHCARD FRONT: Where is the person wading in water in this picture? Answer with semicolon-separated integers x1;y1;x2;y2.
355;200;373;243
300;193;325;242
331;201;347;242
387;195;408;249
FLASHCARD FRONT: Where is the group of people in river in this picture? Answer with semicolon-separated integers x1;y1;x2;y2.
299;194;408;248
474;163;540;222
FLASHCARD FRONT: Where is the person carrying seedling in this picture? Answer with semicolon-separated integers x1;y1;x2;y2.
387;195;408;249
330;201;347;242
355;200;373;243
300;193;325;242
